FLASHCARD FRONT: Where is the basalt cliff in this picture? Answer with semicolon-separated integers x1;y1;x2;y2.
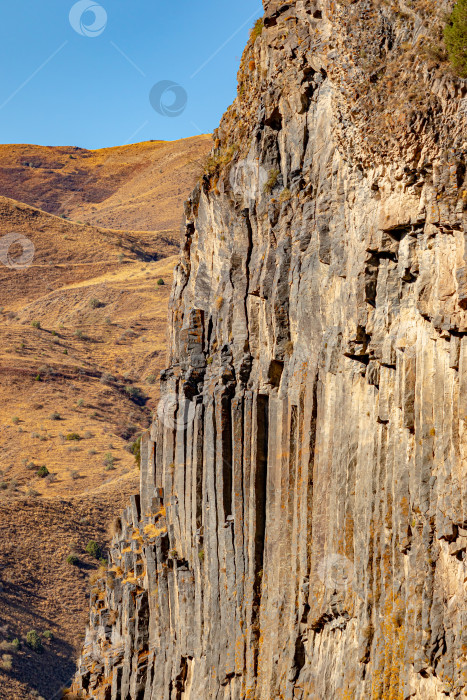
71;1;467;698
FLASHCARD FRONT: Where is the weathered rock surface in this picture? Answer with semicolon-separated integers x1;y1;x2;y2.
72;1;467;698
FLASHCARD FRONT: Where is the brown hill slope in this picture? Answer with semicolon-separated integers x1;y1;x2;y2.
0;199;178;700
0;135;211;233
0;135;210;699
0;490;137;700
0;195;178;306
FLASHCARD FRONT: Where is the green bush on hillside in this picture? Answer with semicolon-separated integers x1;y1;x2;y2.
26;630;43;653
65;432;81;441
123;385;147;404
129;436;141;468
445;0;467;77
85;540;101;559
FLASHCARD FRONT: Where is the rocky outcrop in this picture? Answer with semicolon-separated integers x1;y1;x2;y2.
71;1;467;698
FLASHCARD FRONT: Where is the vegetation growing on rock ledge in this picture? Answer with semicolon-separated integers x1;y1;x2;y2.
251;19;264;41
445;0;467;77
203;144;238;179
263;168;280;194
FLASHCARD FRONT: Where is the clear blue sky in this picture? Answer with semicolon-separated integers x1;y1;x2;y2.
0;0;263;149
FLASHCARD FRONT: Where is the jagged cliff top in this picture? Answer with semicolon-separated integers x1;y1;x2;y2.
208;0;466;175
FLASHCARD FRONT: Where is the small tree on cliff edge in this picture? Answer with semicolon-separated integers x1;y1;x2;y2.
445;0;467;77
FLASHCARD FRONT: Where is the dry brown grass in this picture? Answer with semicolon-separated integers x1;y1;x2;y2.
0;135;209;698
0;488;137;699
0;221;176;499
0;136;211;234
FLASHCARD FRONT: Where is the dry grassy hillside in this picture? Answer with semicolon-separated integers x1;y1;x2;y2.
0;135;211;699
0;490;137;700
0;135;211;233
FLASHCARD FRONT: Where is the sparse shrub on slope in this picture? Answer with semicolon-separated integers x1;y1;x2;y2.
129;436;141;468
26;630;43;653
445;0;467;77
115;423;137;440
0;654;12;670
89;297;105;309
86;540;101;559
104;453;115;470
123;385;147;405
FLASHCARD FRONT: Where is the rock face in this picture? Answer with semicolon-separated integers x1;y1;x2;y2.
72;1;467;698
